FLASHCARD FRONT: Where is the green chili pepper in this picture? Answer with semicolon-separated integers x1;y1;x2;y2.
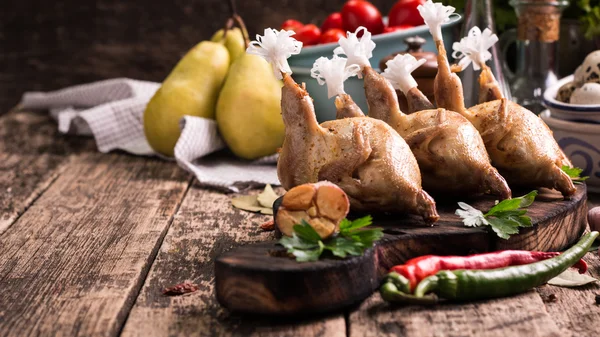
382;272;411;294
413;231;598;300
380;282;440;304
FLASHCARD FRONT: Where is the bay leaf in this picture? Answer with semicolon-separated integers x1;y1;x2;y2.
231;188;275;215
231;195;264;212
547;269;598;288
259;207;273;215
257;184;279;209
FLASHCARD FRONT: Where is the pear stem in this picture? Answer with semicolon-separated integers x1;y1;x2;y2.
221;17;234;40
226;0;250;48
228;0;237;16
233;14;250;49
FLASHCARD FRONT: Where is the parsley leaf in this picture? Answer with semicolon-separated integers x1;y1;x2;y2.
279;234;323;262
323;237;364;258
455;202;488;227
339;215;373;234
291;242;324;262
456;191;537;240
278;216;383;262
293;221;322;243
347;228;384;247
486;217;521;240
561;165;589;185
279;233;319;250
485;190;537;216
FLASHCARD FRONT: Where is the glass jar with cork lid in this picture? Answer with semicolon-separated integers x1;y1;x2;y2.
502;0;569;114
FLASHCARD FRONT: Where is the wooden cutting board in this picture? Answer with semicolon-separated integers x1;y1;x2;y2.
215;185;589;315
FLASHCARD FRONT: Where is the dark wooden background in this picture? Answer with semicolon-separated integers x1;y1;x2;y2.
0;0;397;113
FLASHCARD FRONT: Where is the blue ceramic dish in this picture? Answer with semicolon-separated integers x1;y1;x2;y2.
540;110;600;193
289;15;462;122
543;75;600;124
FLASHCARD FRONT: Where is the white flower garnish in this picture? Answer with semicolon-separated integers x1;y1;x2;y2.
382;54;427;94
417;0;455;41
246;28;303;80
455;202;489;227
311;55;361;98
452;27;499;71
333;27;376;71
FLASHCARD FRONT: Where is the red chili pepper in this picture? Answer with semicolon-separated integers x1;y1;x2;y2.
392;251;588;291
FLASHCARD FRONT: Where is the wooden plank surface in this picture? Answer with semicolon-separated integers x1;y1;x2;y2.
536;253;600;337
1;109;600;337
348;287;565;337
0;110;94;233
345;193;600;337
348;245;600;337
0;152;191;337
121;185;346;337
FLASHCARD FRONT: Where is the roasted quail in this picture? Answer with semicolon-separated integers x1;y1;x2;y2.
335;28;511;198
443;16;576;196
278;73;439;222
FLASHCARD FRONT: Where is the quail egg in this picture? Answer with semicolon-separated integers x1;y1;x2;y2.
574;65;586;87
556;81;577;102
570;82;600;105
578;50;600;85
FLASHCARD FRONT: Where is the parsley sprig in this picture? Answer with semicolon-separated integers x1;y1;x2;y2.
456;191;538;240
278;216;383;262
561;165;589;185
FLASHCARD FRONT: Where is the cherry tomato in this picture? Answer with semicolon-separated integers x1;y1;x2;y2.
319;28;346;44
341;0;384;35
383;24;414;33
388;0;426;27
294;24;321;46
281;19;304;32
321;12;343;33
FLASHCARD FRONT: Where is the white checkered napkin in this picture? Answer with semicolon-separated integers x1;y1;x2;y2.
19;78;280;191
22;78;159;155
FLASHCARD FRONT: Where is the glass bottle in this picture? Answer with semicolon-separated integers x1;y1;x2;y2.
458;0;512;108
506;0;568;114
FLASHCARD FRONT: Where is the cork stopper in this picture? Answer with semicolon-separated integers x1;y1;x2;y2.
511;0;568;42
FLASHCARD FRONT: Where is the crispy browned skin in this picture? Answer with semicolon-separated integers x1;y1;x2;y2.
335;94;365;119
466;99;576;196
478;64;504;104
433;40;467;115
406;87;435;113
432;38;574;197
277;74;438;222
361;67;511;198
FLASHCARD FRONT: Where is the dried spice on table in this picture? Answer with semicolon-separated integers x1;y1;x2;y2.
231;184;279;215
547;269;598;287
163;282;199;296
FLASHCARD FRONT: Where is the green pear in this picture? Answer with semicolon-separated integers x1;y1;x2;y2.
144;41;230;156
216;54;284;160
211;28;245;65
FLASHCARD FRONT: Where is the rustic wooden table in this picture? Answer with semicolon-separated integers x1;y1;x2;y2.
1;109;600;337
